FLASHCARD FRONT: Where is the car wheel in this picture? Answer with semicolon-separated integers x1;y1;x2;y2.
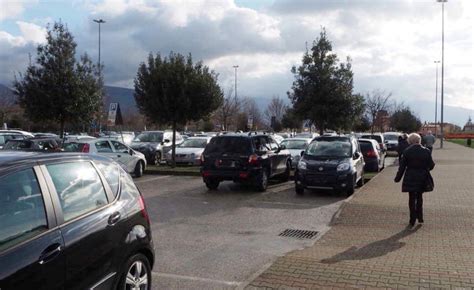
256;169;268;192
118;253;151;290
134;161;144;178
295;184;304;195
346;176;356;196
205;180;219;190
381;158;385;170
280;161;291;182
153;152;161;166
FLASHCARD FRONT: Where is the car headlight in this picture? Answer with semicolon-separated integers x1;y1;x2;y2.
298;160;307;170
337;163;350;172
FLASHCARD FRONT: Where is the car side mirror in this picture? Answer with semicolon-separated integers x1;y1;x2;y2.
353;152;360;159
129;149;134;156
279;145;286;150
300;150;305;157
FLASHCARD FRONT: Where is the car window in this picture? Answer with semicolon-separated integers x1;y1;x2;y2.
269;138;279;151
205;137;252;154
95;141;113;153
95;161;120;197
111;141;129;153
0;169;48;252
252;136;271;152
63;142;87;152
46;162;108;222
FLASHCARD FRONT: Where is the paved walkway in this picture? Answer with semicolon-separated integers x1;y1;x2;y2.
246;141;474;289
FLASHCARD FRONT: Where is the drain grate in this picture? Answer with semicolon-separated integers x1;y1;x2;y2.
278;229;319;240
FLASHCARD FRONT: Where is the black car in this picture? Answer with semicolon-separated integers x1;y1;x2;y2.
295;136;365;196
130;131;183;165
201;133;291;191
3;138;61;152
0;152;154;290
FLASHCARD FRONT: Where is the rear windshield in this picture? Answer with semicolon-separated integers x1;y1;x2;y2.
361;135;382;143
63;142;87;152
383;134;399;141
359;142;373;154
204;137;252;154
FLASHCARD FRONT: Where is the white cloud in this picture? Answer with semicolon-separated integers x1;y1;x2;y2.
16;21;46;44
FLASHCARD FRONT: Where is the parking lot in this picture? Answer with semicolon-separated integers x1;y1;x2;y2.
137;156;395;289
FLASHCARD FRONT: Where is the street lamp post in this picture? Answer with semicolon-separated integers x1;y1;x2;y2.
93;19;105;133
434;60;440;137
93;19;106;75
233;65;239;101
437;0;447;149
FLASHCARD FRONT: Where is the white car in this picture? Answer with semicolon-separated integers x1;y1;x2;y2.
165;137;211;165
280;138;312;168
63;138;147;177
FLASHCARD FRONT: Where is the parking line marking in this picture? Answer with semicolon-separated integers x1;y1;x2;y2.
152;272;241;286
134;175;170;183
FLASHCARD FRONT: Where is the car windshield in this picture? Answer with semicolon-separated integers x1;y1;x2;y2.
361;135;382;143
133;132;163;142
280;140;308;149
62;142;87;152
180;139;208;148
383;134;399;141
204;137;251;154
305;141;352;158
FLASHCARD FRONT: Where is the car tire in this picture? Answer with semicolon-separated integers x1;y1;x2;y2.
256;169;269;192
134;161;144;178
357;173;365;187
381;157;385;170
118;253;152;290
153;152;161;166
295;184;304;195
346;176;356;196
205;180;219;190
280;161;291;182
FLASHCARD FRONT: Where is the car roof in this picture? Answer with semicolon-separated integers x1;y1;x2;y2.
282;138;311;141
358;138;379;145
0;152;113;174
313;136;351;142
187;136;211;140
0;130;34;137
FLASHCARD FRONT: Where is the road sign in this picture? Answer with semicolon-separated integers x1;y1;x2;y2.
107;103;123;126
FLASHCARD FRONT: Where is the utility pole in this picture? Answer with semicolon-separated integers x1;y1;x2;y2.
233;65;239;102
437;0;447;148
434;60;440;137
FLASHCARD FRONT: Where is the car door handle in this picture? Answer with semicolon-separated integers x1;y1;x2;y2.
108;212;121;225
39;243;62;265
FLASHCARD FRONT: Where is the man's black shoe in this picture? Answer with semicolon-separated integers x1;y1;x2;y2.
418;218;424;223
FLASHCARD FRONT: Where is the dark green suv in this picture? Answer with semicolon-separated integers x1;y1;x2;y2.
201;134;291;191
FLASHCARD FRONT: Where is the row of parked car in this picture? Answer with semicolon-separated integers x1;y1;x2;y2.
199;131;403;196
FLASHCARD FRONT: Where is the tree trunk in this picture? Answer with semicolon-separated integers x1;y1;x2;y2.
60;119;65;139
171;120;177;168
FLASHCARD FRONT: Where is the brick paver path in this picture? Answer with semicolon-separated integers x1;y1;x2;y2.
247;141;474;289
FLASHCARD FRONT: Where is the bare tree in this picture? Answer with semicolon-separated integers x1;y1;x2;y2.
365;90;392;134
214;87;240;131
263;96;288;128
242;97;263;130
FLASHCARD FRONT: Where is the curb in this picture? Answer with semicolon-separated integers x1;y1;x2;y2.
145;169;201;176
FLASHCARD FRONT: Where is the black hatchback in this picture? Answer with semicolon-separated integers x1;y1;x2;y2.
0;152;154;290
201;133;291;191
295;136;365;196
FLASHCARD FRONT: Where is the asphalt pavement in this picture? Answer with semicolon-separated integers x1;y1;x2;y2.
136;157;396;289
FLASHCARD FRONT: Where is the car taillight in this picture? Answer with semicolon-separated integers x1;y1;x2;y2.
138;195;150;224
81;143;90;153
366;150;377;157
248;154;259;165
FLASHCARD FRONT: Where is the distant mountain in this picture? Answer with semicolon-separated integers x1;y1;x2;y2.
104;86;137;113
0;83;14;98
2;83;471;126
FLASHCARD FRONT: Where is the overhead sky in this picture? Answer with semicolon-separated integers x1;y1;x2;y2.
1;0;473;125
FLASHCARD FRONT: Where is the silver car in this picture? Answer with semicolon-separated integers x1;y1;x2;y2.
280;138;312;169
165;137;211;165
